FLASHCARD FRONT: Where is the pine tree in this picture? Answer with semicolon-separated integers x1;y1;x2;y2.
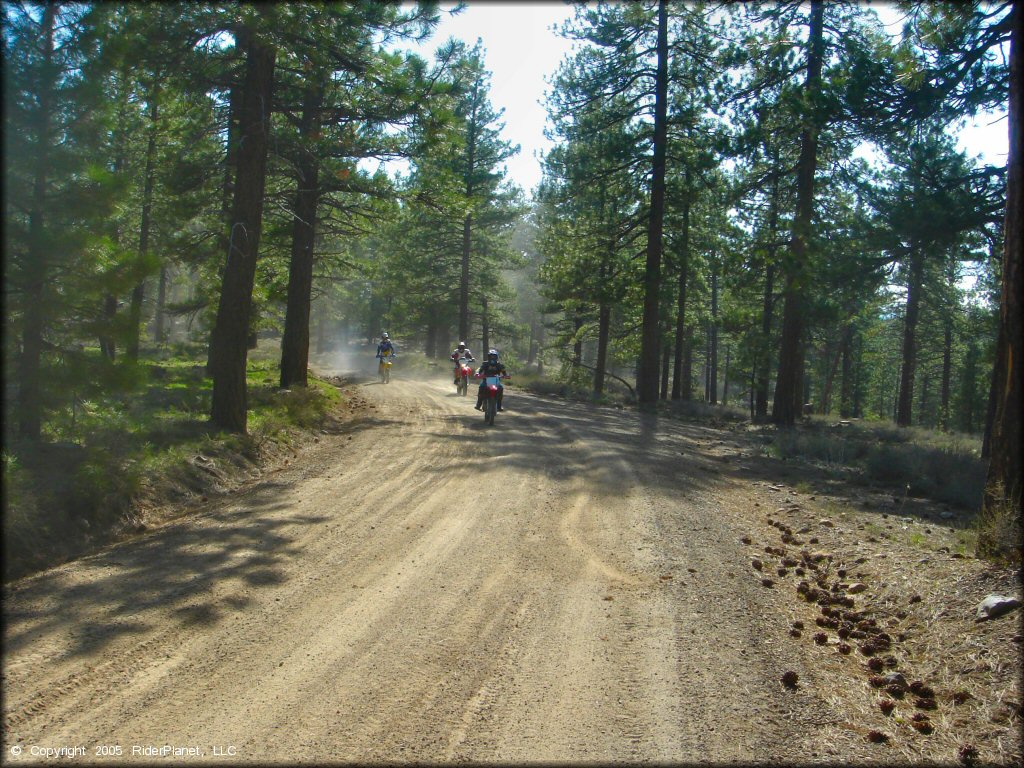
209;18;276;432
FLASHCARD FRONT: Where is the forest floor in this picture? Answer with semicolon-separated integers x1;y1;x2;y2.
3;355;1020;765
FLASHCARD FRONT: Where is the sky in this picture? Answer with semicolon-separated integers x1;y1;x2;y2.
393;1;1009;197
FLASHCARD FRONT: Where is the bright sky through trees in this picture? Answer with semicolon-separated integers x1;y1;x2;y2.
395;1;1008;197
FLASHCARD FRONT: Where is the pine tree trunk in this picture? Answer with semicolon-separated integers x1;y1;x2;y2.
221;40;244;226
821;336;843;415
709;264;718;405
536;319;545;376
528;315;538;366
896;246;924;426
919;372;931;426
704;339;711;402
481;294;490;356
280;79;324;389
425;321;437;360
594;302;611;396
892;365;901;422
980;1;1023;541
722;344;731;406
209;29;275;432
671;194;690;401
208;61;245;373
660;332;670;400
799;354;810;416
852;333;864;418
940;317;953;430
102;71;130;361
772;0;823;427
681;326;693;401
128;84;160;361
100;294;118;360
18;3;56;441
637;0;668;405
840;323;853;418
316;298;327;355
755;265;776;420
460;214;472;343
749;366;756;419
154;266;169;344
572;308;583;382
755;170;780;419
127;280;145;359
967;341;981;435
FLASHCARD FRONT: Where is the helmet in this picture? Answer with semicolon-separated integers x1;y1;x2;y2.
381;332;389;340
458;341;466;349
488;348;498;360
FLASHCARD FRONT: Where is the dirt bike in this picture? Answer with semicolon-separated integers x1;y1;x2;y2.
454;357;475;396
377;354;393;384
476;373;509;425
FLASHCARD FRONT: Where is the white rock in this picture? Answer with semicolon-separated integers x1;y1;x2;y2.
819;519;834;527
975;595;1022;622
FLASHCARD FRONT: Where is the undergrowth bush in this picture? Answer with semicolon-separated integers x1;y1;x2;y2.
3;452;47;578
514;371;629;405
768;422;986;509
70;450;143;526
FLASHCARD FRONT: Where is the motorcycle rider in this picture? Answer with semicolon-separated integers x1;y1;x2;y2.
474;348;507;411
451;341;475;385
376;332;396;376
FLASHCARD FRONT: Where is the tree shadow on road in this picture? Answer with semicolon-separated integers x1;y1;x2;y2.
2;477;331;659
418;392;733;501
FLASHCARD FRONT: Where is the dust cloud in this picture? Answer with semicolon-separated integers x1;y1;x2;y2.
311;340;378;379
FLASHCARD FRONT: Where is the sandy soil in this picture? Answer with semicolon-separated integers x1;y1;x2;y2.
1;368;989;764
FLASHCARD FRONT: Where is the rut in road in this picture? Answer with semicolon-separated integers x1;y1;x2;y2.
3;374;853;763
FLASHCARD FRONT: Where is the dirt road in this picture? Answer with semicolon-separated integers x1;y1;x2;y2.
3;371;862;763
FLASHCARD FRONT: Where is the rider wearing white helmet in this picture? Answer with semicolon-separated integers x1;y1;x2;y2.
450;341;475;384
376;332;396;359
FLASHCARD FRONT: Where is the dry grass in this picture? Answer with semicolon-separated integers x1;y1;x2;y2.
763;419;987;510
975;490;1023;565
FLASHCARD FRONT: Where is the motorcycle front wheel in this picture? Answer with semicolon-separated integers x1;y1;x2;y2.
485;397;496;425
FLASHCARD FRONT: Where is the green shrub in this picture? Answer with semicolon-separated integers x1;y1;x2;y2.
70;450;142;527
514;372;596;401
3;453;45;577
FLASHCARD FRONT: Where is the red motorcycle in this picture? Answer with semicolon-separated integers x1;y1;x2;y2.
476;372;509;425
454;357;475;396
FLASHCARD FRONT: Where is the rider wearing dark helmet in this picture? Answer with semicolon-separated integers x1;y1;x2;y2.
474;348;507;411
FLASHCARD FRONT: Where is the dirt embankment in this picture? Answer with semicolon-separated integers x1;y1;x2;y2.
3;372;1020;764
